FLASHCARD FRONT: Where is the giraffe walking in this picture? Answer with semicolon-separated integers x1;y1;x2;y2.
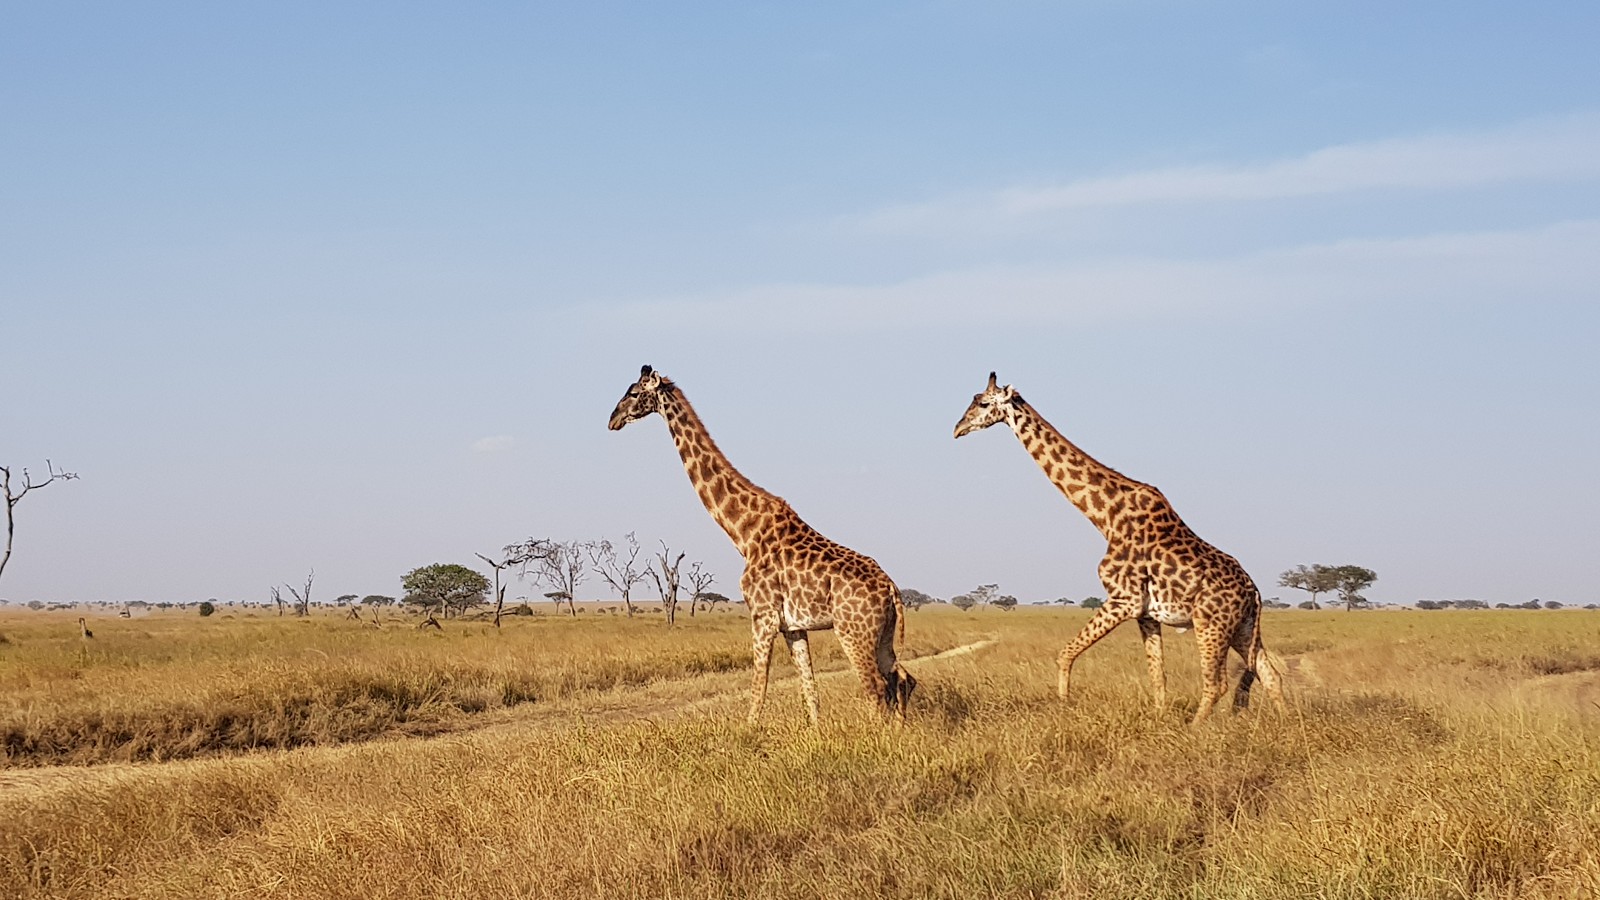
954;373;1283;723
608;366;915;725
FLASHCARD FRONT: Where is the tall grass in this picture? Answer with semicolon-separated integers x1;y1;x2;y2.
2;607;1597;898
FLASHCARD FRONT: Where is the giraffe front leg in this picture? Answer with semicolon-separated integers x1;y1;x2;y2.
747;615;779;726
783;630;820;726
1137;617;1167;713
1058;604;1134;701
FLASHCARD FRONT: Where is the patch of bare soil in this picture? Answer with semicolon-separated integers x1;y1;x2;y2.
1514;670;1600;718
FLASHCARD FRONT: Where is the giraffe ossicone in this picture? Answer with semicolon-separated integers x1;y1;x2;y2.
954;372;1284;724
609;365;915;725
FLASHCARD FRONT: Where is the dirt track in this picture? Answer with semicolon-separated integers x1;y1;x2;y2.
0;638;1000;799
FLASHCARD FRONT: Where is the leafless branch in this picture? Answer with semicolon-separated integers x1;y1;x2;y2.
649;541;687;626
686;561;716;614
476;551;513;628
510;539;588;616
1;459;80;583
590;532;647;618
285;569;314;617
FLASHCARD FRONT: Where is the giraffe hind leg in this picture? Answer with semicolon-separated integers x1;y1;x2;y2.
875;616;915;722
836;627;891;719
783;630;821;726
1191;628;1229;725
1230;614;1285;714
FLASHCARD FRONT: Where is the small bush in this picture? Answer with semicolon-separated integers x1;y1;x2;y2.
198;602;216;617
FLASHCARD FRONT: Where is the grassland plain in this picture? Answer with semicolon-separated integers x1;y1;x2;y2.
1;606;1598;899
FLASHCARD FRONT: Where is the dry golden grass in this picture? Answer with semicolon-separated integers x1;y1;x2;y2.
2;606;1598;899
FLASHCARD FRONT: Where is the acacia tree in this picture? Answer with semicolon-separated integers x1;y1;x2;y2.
900;588;935;611
1330;565;1378;611
1;460;78;583
590;532;648;618
685;561;715;618
696;591;732;612
969;583;1000;607
648;541;687;626
951;593;976;612
1278;564;1341;609
992;594;1019;612
401;563;490;618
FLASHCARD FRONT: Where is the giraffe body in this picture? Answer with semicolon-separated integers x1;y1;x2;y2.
955;372;1283;723
610;366;914;725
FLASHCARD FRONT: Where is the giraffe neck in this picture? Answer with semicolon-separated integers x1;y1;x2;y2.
660;385;780;557
1008;400;1143;541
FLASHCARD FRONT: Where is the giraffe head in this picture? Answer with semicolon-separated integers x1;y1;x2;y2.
608;365;671;431
953;371;1022;438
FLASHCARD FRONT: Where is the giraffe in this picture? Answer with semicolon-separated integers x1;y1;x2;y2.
608;365;915;725
954;372;1283;724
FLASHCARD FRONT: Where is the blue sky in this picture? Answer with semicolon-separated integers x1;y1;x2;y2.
3;2;1598;607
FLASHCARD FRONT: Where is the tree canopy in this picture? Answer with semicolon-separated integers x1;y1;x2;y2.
1330;565;1378;610
401;564;490;617
1278;564;1340;608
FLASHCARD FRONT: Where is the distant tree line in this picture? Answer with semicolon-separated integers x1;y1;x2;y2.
1417;598;1572;610
394;533;722;628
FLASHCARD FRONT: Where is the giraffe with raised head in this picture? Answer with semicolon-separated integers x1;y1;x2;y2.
954;372;1283;723
608;365;915;725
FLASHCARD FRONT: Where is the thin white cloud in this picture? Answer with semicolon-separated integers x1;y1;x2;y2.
471;435;516;453
855;114;1600;236
605;219;1600;333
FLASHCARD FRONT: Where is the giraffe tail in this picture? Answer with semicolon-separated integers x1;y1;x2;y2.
894;589;907;646
1246;591;1265;672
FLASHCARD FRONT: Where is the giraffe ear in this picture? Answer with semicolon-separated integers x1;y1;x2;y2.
987;371;998;391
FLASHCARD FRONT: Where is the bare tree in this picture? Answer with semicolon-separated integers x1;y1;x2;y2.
648;540;687;626
475;551;514;628
590;532;648;618
270;585;286;617
508;538;588;617
285;570;314;617
686;561;716;614
1;460;78;583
